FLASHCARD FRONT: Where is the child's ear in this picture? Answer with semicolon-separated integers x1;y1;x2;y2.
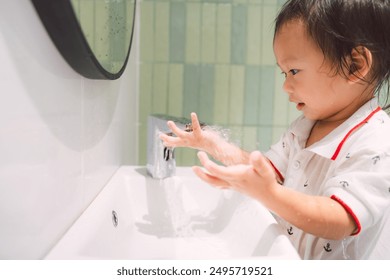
348;46;373;83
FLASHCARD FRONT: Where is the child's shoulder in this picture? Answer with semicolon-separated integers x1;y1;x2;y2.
365;109;390;135
350;109;390;151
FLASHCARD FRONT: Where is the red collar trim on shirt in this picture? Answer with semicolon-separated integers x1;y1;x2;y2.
268;160;285;183
330;106;382;160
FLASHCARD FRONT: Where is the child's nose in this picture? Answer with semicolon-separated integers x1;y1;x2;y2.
282;77;293;93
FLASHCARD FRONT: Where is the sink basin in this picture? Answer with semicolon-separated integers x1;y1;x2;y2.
45;166;300;259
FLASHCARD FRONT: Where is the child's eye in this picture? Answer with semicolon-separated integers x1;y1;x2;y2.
281;69;300;78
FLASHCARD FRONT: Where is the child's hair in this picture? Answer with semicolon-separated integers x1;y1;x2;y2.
274;0;390;109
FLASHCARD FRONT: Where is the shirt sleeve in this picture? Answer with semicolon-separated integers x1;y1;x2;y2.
323;148;390;234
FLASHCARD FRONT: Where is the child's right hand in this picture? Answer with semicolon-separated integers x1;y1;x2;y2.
160;112;250;166
159;112;217;153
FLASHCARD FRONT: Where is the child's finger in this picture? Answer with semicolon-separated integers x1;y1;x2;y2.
190;112;202;134
250;151;272;175
167;120;187;137
192;166;230;188
159;133;183;147
197;151;224;176
197;151;249;180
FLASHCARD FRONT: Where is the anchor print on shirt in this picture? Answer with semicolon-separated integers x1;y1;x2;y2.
372;155;381;165
287;226;294;235
303;179;308;188
323;242;332;253
340;181;349;188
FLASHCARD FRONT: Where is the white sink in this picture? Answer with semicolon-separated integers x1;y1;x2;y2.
45;166;300;259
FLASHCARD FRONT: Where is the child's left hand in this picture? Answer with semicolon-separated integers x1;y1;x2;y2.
192;150;279;200
194;151;357;240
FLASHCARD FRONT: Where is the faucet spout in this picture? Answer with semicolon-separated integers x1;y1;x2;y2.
147;114;200;179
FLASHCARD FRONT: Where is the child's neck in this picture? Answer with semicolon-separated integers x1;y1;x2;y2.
305;118;346;148
305;92;375;148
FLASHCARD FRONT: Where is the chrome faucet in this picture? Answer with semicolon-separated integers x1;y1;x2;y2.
146;114;189;179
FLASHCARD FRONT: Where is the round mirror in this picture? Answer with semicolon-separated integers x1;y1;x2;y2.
31;0;136;80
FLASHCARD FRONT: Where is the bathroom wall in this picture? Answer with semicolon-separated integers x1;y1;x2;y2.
138;0;299;166
0;1;138;259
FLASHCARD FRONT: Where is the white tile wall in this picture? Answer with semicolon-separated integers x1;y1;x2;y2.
0;1;138;259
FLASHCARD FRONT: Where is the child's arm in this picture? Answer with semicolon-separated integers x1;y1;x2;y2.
160;112;250;166
193;150;356;240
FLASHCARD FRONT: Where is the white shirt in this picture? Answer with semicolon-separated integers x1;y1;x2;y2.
265;99;390;259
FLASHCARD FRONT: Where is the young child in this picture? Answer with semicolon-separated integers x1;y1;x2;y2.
160;0;390;259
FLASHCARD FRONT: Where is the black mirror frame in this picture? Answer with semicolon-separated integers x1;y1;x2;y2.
31;0;136;80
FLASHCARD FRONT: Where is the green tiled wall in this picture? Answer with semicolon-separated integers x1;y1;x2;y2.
138;0;299;166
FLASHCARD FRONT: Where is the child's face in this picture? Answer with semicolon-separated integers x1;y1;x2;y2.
273;20;365;123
